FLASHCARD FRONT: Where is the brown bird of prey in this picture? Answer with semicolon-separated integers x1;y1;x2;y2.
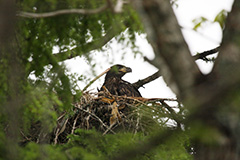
100;64;142;97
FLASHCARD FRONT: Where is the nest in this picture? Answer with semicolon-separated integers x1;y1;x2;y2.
52;90;182;144
19;90;181;145
19;68;182;145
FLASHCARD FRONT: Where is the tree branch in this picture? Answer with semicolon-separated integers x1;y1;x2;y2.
17;0;129;18
193;46;220;60
133;70;160;89
133;44;221;88
54;26;123;62
17;5;108;18
132;0;201;98
82;68;110;92
132;46;220;89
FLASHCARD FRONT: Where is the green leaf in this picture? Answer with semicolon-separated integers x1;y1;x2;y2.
192;16;208;31
214;9;228;29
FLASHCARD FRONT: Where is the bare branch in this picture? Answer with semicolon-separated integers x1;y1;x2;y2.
82;67;110;92
132;46;219;89
17;5;108;18
133;70;161;89
17;0;129;19
193;46;220;60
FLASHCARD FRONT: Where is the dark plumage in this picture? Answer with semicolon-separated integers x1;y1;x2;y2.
100;64;142;97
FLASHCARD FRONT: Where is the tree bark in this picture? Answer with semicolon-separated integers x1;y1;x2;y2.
0;1;23;159
132;0;201;99
131;0;240;159
193;1;240;159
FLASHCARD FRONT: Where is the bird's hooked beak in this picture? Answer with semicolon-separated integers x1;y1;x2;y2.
119;67;132;73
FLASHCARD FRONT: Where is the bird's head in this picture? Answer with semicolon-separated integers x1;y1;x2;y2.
106;64;132;78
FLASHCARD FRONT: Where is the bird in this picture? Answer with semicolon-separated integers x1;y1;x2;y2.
100;64;142;97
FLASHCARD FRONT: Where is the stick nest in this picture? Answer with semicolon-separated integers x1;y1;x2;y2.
20;90;181;145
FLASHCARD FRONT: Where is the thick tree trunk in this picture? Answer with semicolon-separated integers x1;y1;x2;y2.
133;0;240;159
195;143;238;160
0;1;23;159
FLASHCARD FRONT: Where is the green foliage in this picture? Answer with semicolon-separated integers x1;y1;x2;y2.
192;17;208;31
18;129;191;160
192;9;228;31
18;0;143;75
21;142;67;160
23;85;60;133
0;131;7;159
153;135;192;160
214;9;228;29
0;58;8;106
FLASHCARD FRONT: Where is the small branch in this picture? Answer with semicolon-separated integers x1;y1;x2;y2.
193;46;220;60
54;118;69;144
140;46;220;87
17;0;128;19
160;101;183;128
71;114;80;134
133;70;161;89
82;67;110;92
17;5;108;18
75;105;116;134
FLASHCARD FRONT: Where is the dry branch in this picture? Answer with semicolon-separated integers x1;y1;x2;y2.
17;0;129;19
139;46;220;88
193;46;220;60
133;70;161;89
17;5;108;18
82;67;110;92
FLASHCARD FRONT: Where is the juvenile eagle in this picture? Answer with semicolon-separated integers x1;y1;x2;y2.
100;64;142;97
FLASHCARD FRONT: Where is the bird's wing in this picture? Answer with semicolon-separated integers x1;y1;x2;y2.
118;80;142;97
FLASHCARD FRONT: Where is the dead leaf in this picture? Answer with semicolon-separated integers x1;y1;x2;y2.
110;102;122;126
100;97;115;104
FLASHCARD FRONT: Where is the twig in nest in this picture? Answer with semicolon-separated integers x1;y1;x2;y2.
102;86;116;99
54;118;69;145
71;114;80;134
82;67;110;92
20;129;31;142
117;96;178;103
102;123;115;136
57;112;66;121
75;105;116;134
